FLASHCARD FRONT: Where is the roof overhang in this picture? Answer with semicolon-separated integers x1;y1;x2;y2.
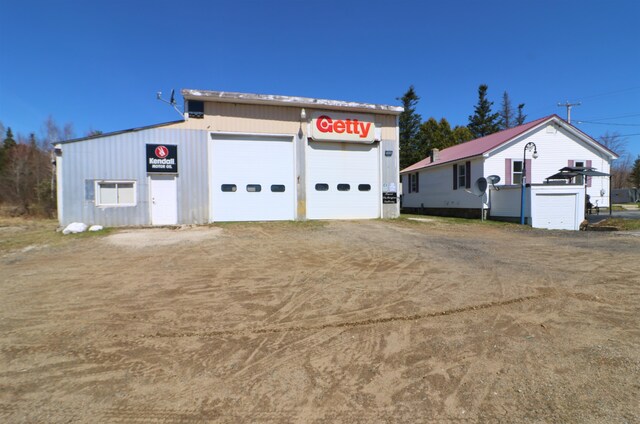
484;116;618;160
181;89;404;116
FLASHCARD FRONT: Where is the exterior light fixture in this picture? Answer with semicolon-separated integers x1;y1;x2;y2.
520;142;538;225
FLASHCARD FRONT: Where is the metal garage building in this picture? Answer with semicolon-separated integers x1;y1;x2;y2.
54;89;402;227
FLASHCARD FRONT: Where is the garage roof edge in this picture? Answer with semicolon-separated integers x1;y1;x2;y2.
182;89;404;115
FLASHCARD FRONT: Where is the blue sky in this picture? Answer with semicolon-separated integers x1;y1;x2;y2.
1;0;639;159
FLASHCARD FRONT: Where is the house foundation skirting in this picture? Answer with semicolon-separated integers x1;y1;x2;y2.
401;207;482;219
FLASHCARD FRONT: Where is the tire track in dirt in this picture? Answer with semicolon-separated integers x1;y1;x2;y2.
141;292;553;339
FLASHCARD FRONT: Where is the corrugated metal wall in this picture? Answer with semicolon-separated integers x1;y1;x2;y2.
60;128;208;227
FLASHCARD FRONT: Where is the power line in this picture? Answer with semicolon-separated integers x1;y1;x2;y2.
579;112;640;122
578;86;640;101
575;120;640;127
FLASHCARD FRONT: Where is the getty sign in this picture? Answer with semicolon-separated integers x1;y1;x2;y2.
310;112;376;143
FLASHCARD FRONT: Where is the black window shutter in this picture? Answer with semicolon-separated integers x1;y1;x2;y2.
415;173;419;193
465;161;471;189
453;164;458;190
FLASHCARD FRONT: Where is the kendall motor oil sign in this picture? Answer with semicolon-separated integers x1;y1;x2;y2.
146;144;178;173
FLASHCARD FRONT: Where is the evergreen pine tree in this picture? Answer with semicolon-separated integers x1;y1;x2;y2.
0;127;16;173
397;86;423;169
467;84;500;138
3;127;17;150
515;103;527;126
498;91;514;129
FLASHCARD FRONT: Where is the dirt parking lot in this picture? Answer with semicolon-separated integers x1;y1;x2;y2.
1;218;639;423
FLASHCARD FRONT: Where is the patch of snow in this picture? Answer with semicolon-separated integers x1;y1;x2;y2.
89;225;104;232
63;222;88;235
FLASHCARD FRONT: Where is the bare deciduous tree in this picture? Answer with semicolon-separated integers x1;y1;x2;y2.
599;132;632;189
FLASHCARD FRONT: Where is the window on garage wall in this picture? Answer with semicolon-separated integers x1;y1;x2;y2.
96;181;136;206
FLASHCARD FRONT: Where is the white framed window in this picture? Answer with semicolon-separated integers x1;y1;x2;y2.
96;181;136;206
457;164;467;188
574;161;585;185
512;160;523;185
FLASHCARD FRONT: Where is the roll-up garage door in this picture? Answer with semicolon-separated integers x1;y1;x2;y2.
532;193;578;230
210;135;295;222
306;141;380;219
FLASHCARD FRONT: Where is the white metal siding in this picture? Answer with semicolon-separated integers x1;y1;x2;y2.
306;141;380;219
58;128;208;227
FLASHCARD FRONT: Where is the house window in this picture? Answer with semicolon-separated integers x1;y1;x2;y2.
575;161;584;185
458;164;467;188
411;173;419;193
187;100;204;119
512;160;523;185
96;181;136;206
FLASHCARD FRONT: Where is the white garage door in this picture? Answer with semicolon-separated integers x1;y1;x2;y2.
533;193;578;230
210;135;295;222
306;141;380;220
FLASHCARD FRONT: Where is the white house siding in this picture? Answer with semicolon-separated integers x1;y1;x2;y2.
489;186;527;219
402;158;485;210
484;124;612;207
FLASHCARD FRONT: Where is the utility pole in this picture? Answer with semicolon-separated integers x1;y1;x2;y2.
557;101;581;123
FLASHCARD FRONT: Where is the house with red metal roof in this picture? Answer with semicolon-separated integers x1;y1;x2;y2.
400;115;618;226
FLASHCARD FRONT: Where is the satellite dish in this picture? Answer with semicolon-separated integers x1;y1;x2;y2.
471;177;488;196
487;175;501;191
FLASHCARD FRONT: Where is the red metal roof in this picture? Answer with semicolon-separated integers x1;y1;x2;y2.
401;115;556;173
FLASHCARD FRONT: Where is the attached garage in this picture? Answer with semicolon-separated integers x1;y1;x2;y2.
530;185;584;231
54;89;402;227
490;184;585;230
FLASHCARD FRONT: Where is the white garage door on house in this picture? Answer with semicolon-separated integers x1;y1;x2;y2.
210;134;295;222
532;193;578;230
306;141;380;220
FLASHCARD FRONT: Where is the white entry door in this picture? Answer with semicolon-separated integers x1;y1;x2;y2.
150;175;178;225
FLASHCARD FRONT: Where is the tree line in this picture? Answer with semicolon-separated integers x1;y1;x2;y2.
0;117;75;216
398;84;638;191
398;84;526;170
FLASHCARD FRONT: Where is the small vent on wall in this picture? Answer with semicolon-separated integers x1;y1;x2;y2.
546;125;556;134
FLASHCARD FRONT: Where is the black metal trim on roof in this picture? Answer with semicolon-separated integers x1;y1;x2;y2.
58;120;185;145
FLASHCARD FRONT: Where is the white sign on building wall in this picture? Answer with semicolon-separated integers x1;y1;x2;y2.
310;111;376;143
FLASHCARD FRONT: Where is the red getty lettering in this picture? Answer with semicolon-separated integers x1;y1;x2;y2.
316;115;372;138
